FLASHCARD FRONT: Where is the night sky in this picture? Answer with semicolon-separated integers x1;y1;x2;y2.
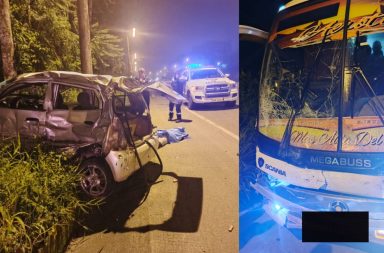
240;0;285;31
97;0;292;77
239;0;287;75
108;0;238;76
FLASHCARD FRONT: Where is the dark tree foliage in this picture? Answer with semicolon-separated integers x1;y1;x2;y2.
90;0;127;75
6;0;125;76
91;23;124;75
10;0;80;72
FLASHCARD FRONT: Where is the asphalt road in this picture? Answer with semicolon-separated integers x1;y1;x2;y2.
240;188;384;253
67;95;239;253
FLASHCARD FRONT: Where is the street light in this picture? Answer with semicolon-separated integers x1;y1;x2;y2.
185;57;190;63
132;27;136;38
217;61;221;66
134;53;137;59
173;64;178;69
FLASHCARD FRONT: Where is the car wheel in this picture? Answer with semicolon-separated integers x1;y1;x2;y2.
79;158;114;199
187;92;196;110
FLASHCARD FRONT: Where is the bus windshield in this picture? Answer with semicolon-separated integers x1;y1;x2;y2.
259;30;384;153
259;39;343;151
257;0;384;153
261;32;384;155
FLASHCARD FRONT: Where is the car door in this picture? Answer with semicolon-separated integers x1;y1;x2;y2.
144;82;187;105
46;82;103;143
0;81;49;139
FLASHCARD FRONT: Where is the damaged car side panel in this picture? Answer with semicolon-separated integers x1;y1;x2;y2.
0;71;167;198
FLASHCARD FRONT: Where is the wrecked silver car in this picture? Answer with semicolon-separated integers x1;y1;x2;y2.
0;71;168;198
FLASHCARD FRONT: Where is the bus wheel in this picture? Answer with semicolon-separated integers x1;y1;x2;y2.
79;158;114;199
187;93;196;110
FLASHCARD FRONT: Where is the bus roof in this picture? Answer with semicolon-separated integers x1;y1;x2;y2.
270;0;384;48
285;0;309;9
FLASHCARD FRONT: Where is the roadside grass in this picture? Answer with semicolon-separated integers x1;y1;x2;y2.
239;71;262;210
0;140;97;252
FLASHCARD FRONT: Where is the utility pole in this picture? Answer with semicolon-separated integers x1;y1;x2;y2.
125;32;132;77
77;0;93;74
0;0;17;80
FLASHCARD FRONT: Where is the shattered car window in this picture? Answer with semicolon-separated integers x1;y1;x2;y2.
54;84;100;110
112;89;152;139
113;90;147;117
0;83;47;110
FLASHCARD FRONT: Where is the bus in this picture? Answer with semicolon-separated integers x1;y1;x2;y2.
253;0;384;242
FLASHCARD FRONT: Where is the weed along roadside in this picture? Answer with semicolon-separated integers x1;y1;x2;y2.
0;141;98;252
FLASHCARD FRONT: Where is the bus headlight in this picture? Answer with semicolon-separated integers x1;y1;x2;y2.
375;230;384;240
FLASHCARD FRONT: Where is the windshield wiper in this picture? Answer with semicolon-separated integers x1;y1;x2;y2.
278;32;331;157
352;67;384;126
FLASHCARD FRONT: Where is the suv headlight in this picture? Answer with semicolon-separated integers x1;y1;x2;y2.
229;83;237;89
191;86;204;92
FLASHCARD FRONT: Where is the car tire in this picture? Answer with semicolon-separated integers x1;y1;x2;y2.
226;101;237;108
79;158;114;199
187;92;196;110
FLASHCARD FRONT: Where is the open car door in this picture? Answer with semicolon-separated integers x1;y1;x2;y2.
144;81;187;104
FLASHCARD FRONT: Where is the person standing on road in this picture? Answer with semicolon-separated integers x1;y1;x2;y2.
169;73;183;122
135;68;151;107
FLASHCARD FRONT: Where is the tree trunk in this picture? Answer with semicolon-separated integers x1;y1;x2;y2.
77;0;93;74
0;0;17;80
88;0;92;24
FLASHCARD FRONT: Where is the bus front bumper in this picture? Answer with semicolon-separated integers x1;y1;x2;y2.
251;173;384;243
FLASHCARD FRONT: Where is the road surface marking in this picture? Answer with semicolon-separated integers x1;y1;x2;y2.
185;108;239;141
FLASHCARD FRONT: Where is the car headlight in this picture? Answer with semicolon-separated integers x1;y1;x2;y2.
191;86;204;92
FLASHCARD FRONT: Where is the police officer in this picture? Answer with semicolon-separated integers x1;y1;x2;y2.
169;72;183;122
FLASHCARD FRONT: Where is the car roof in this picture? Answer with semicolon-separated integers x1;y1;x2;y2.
15;71;113;86
8;71;142;92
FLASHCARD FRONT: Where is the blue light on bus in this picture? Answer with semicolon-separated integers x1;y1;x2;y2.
267;174;290;188
274;203;281;211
